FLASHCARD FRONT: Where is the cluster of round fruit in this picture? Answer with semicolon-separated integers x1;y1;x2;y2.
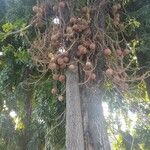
106;67;129;91
51;87;64;102
104;48;130;57
31;1;130;96
76;41;96;56
50;26;62;48
112;3;122;26
48;52;69;71
53;0;66;12
65;17;89;40
104;47;130;91
50;16;90;48
83;61;96;81
32;5;45;27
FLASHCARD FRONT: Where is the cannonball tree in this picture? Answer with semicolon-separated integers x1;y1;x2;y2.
28;0;150;149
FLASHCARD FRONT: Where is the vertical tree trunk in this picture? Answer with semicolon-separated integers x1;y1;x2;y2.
65;0;111;149
22;88;32;150
66;72;111;150
19;68;33;150
24;89;32;149
81;85;111;150
66;69;84;150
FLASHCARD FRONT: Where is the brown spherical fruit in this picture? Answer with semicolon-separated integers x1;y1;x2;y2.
90;43;96;50
90;73;96;80
104;48;112;56
59;2;65;9
80;48;87;55
59;75;66;82
66;27;73;34
112;5;118;13
115;13;120;19
123;49;130;56
70;17;77;24
60;63;66;69
78;45;87;55
72;24;79;32
114;15;120;22
63;57;69;63
53;74;60;81
116;50;123;56
57;58;64;65
58;95;64;101
85;62;93;70
117;4;121;9
48;53;54;59
48;63;57;70
51;88;58;95
82;40;90;48
106;68;114;76
69;64;76;70
82;6;89;13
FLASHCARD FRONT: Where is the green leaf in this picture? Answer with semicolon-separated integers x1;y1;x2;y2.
2;23;14;33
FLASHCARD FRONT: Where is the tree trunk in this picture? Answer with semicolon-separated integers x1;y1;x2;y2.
66;69;84;150
24;89;32;150
65;0;111;149
81;85;111;150
19;68;32;150
21;88;32;150
66;70;111;150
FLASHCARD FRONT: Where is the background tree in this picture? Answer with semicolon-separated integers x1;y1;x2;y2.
0;0;65;149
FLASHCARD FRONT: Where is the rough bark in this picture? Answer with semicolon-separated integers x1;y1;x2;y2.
80;0;111;149
66;74;111;150
66;69;84;150
81;85;111;150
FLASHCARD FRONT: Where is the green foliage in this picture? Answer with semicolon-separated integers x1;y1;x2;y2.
2;23;14;33
0;113;20;150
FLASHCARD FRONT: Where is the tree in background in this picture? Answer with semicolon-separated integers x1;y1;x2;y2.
0;0;65;149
